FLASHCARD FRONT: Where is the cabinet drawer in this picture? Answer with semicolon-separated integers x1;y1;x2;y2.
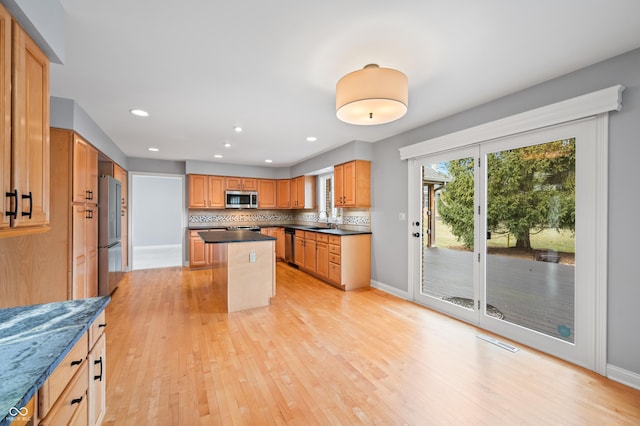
88;310;106;349
328;235;341;246
329;253;341;265
316;233;328;243
39;332;88;417
304;231;316;240
329;244;341;256
295;229;305;237
39;361;88;426
329;262;341;283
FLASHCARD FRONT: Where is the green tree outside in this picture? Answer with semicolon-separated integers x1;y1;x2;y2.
437;139;575;250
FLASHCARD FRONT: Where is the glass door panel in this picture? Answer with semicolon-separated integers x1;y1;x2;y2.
484;138;576;342
415;148;479;322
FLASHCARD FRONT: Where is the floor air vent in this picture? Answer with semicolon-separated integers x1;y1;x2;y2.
477;334;519;352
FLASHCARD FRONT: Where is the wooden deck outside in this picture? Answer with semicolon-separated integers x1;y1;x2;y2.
423;247;575;341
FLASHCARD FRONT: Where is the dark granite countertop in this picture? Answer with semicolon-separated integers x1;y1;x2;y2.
0;297;110;426
198;230;277;244
190;224;371;236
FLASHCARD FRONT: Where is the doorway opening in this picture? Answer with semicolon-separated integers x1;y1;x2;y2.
131;174;185;270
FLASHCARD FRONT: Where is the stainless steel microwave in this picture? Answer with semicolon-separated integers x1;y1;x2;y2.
225;190;258;209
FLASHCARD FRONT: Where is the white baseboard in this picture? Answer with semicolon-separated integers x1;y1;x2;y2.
607;364;640;390
370;279;410;300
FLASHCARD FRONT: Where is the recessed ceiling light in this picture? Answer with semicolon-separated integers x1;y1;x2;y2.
265;159;273;163
233;126;242;133
148;147;159;152
224;143;231;148
214;154;223;158
306;136;317;142
130;109;149;117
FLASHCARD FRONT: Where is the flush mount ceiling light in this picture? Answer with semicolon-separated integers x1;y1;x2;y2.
336;64;408;125
130;109;149;117
148;147;159;152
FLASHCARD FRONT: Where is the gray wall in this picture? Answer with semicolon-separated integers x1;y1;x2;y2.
371;47;640;376
50;97;128;168
132;175;183;246
0;0;65;63
128;157;186;175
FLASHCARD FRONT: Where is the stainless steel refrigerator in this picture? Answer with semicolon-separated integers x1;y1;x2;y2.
98;175;123;296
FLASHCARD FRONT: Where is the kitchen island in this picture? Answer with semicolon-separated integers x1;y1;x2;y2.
199;230;276;313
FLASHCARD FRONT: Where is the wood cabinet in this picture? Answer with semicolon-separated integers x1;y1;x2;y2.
38;331;89;425
294;230;305;266
71;133;98;299
291;176;316;209
88;311;107;426
258;179;277;208
73;136;98;204
37;310;107;426
188;174;225;208
261;227;284;260
113;164;127;208
315;233;329;279
295;231;371;290
189;230;211;268
225;177;257;191
72;204;98;299
0;11;50;237
334;160;370;208
0;5;11;230
276;179;291;208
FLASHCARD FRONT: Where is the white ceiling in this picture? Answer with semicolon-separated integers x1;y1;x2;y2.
51;0;640;167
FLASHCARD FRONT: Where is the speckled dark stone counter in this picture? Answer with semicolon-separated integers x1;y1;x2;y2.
198;230;277;244
190;224;372;236
0;297;110;425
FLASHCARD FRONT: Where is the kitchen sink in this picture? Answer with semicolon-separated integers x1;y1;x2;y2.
305;226;331;230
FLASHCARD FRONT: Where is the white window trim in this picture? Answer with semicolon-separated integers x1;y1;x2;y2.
402;85;624;375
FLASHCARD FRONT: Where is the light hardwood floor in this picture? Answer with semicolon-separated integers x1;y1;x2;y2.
103;263;640;425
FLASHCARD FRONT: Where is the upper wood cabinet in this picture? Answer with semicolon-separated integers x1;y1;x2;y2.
188;174;225;208
291;175;316;209
258;179;277;208
334;160;370;208
114;164;127;208
0;5;10;230
73;135;98;205
225;177;257;191
276;179;291;208
0;13;50;236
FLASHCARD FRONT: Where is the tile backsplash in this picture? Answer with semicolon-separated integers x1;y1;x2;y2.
189;208;370;231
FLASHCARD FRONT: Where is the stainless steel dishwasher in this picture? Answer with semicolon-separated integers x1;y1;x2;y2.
284;228;296;265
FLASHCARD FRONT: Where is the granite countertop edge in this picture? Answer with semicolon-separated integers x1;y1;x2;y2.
198;230;277;244
189;224;371;236
0;297;110;426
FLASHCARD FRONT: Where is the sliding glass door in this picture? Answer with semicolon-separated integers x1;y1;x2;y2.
413;118;598;367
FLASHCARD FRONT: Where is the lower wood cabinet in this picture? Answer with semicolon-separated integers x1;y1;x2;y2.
296;232;371;290
37;310;107;426
189;230;211;268
260;227;285;260
88;311;107;426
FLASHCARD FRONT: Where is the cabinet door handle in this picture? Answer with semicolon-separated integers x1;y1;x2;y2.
71;396;83;405
98;323;107;328
21;192;33;219
5;189;18;218
94;356;103;381
70;359;83;366
85;189;91;200
86;209;92;219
